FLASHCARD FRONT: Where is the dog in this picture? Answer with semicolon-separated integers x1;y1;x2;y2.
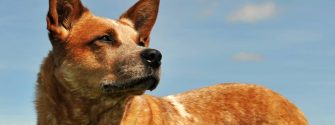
35;0;308;124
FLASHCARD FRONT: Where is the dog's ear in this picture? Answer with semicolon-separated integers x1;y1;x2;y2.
47;0;88;42
120;0;160;46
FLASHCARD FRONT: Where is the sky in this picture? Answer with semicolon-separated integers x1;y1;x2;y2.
0;0;334;124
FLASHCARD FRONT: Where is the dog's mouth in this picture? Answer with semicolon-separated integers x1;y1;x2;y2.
101;75;159;94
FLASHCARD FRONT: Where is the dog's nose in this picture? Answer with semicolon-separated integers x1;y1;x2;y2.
141;49;162;68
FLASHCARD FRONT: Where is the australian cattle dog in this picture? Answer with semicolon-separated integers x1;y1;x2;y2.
36;0;308;124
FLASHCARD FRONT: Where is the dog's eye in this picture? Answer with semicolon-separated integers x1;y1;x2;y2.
99;35;115;43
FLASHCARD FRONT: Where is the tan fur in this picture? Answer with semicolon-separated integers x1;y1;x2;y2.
36;0;308;124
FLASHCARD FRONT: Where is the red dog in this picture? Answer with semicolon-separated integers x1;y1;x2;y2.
36;0;308;124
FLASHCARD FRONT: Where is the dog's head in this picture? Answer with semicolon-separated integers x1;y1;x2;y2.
47;0;161;98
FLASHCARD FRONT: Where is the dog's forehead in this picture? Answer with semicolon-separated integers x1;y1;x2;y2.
105;18;138;39
102;17;131;29
68;14;138;44
98;17;138;38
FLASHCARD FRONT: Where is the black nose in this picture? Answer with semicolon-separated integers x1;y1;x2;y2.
141;49;162;68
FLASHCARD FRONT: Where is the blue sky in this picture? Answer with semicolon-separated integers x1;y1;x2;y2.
0;0;334;124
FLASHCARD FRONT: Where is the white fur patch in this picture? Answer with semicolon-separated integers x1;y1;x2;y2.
165;95;192;119
108;19;120;26
119;18;135;28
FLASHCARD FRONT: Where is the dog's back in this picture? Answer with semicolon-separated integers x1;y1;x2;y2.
121;84;307;125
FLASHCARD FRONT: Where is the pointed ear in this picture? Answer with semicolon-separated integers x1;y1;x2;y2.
47;0;88;41
120;0;160;46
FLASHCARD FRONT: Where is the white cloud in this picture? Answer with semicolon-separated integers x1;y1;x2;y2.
232;52;264;62
198;0;220;17
199;7;215;17
228;2;277;23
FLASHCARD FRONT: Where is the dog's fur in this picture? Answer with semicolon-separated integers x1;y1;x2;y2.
35;0;308;124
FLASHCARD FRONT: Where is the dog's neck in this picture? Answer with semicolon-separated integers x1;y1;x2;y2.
36;53;135;125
